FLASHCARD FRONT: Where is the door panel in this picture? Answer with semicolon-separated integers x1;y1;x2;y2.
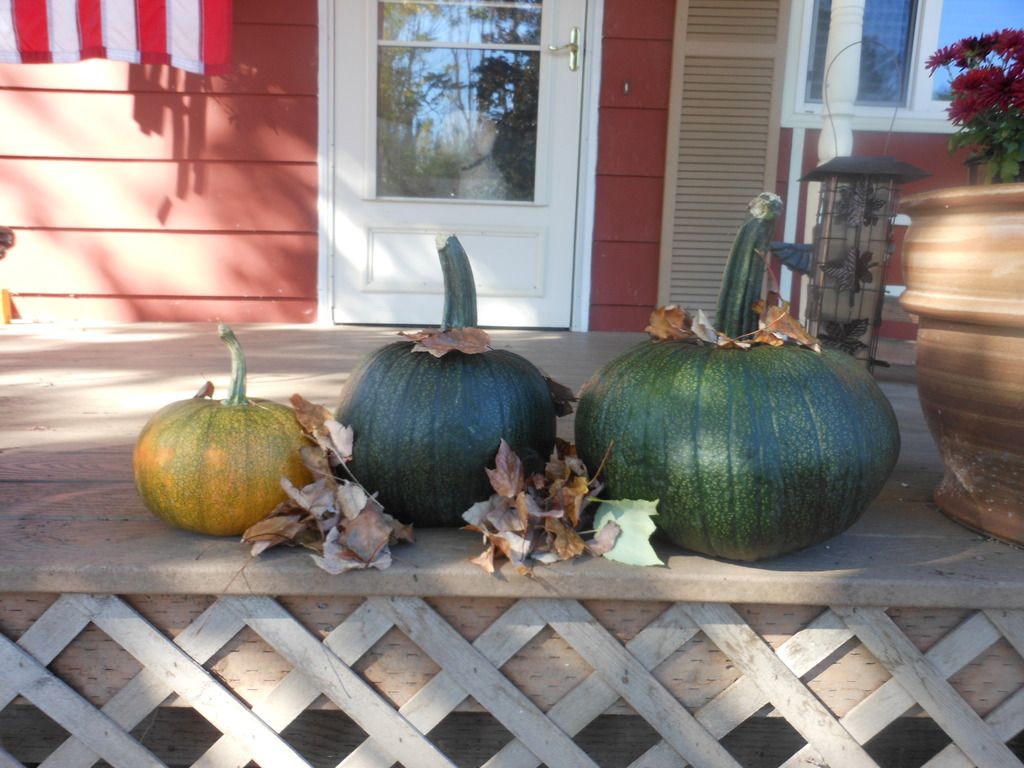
331;0;586;328
365;229;543;297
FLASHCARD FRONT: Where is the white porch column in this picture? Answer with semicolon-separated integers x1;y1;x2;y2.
817;0;865;161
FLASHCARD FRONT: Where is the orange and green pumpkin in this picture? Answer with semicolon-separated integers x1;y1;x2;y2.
133;324;313;536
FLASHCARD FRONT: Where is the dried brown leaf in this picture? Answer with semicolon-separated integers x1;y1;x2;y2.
385;514;415;544
545;440;586;483
282;477;336;520
341;506;394;564
242;511;317;556
468;528;536;573
462;499;492;532
308;422;354;468
565;455;588;477
645;305;694;341
338;481;378;522
544;374;577;416
544;516;586;560
486;439;525;498
716;333;752;350
465;438;614;572
490;497;528;532
692;309;720;344
314;526;392;574
492;530;532;566
545;454;569;484
586;519;621;556
325;421;354;462
290;393;333;436
556;474;592;528
401;327;492;357
514;490;547;523
758;302;821;352
531;551;562;565
288;394;355;473
750;328;785;347
470;544;497;574
300;444;332;477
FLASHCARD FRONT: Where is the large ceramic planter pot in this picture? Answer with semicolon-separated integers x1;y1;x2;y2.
900;184;1024;544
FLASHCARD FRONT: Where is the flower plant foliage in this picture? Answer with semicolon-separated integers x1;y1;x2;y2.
927;28;1024;183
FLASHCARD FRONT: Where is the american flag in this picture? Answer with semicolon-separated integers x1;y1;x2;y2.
0;0;231;75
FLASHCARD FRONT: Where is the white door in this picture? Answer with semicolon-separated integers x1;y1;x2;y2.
331;0;587;328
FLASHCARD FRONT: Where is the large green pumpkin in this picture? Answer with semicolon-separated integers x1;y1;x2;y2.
133;325;313;536
335;236;557;527
574;194;900;561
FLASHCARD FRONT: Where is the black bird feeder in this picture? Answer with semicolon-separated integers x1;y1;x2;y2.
801;156;927;369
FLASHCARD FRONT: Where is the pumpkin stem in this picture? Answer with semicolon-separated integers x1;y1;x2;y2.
218;323;250;406
716;193;783;339
436;234;478;330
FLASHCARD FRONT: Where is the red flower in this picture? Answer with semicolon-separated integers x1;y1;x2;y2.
977;67;1014;111
994;28;1024;58
929;31;1010;72
928;28;1024;182
1011;77;1024;112
947;89;983;125
967;32;1000;61
926;41;963;72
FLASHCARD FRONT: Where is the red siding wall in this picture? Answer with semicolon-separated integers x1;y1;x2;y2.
0;0;320;322
588;0;675;331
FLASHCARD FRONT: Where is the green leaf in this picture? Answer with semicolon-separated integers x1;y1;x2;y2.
999;156;1021;183
592;498;664;567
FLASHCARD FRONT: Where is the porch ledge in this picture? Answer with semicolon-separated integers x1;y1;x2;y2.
2;323;1021;607
2;494;1020;607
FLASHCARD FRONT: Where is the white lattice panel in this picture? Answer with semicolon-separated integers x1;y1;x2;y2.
2;593;1023;767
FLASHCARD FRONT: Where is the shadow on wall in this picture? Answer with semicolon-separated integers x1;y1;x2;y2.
2;10;322;323
129;66;211;207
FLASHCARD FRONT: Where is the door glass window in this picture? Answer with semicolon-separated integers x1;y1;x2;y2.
376;1;543;201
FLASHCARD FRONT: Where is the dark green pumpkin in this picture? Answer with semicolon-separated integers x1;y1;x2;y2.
335;236;557;527
574;194;900;561
133;325;313;536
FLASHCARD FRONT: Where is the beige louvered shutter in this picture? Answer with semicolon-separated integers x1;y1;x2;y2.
659;0;790;319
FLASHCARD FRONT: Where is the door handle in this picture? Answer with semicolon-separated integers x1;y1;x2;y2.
548;26;580;71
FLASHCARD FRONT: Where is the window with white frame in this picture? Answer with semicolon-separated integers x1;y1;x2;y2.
791;0;1024;127
805;0;918;107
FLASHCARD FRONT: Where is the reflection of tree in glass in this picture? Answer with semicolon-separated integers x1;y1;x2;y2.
376;3;541;201
470;6;540;200
858;35;904;105
472;53;538;200
378;46;458;198
381;2;542;46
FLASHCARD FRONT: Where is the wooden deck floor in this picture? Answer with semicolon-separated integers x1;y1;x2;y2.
4;323;1024;768
0;321;1019;605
